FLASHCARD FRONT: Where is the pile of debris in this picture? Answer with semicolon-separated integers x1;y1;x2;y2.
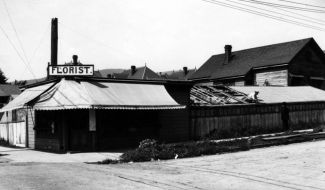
190;85;250;106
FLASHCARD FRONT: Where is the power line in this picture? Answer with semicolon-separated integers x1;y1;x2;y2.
58;21;145;65
200;0;325;32
228;0;325;26
274;6;325;24
0;24;37;78
1;0;36;78
29;23;50;64
18;23;50;77
233;0;325;13
277;0;325;9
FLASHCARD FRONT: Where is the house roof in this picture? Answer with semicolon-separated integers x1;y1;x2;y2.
190;38;314;80
164;68;196;80
0;84;21;96
1;78;185;111
127;66;161;80
0;83;54;111
98;69;124;78
231;86;325;103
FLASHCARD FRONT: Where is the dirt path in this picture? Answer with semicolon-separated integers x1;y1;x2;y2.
0;141;324;190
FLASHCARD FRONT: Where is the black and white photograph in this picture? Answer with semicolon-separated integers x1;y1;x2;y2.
0;0;325;189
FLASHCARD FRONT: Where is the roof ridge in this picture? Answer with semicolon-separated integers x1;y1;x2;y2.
142;65;147;79
212;38;313;57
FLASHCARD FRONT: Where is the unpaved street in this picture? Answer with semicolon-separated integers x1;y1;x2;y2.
0;141;325;190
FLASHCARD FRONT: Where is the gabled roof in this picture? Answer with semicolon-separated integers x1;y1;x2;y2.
0;84;21;96
98;69;124;78
1;78;185;111
190;38;314;80
124;66;161;80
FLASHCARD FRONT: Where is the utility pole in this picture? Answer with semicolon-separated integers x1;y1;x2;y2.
51;18;58;66
48;18;58;79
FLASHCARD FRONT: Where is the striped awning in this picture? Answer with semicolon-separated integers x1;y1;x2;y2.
0;82;54;112
1;78;185;111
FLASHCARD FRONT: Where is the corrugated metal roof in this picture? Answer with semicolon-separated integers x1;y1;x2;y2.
30;79;184;110
0;83;54;112
231;86;325;103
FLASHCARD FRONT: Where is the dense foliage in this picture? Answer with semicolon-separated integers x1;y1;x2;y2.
116;139;250;163
0;69;7;84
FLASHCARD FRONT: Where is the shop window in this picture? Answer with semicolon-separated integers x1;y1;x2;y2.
12;110;17;122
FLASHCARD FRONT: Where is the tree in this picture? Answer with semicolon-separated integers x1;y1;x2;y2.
0;69;8;84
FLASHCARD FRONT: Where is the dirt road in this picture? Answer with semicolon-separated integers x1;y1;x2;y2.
0;141;324;190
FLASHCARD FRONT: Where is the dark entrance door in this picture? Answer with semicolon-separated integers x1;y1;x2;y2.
97;110;160;150
66;110;90;151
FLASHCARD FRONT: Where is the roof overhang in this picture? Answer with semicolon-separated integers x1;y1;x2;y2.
251;63;288;70
213;75;246;81
1;78;186;112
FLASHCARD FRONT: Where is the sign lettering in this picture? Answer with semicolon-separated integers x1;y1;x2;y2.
48;65;94;76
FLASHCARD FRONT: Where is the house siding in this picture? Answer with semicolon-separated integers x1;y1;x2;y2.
289;44;325;89
26;108;35;149
159;109;189;142
255;70;288;86
234;80;245;86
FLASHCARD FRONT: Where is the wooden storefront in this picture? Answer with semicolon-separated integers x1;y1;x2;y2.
31;108;189;152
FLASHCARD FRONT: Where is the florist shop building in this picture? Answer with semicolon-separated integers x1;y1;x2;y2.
1;77;192;152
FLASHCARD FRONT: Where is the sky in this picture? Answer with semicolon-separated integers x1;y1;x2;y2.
0;0;325;81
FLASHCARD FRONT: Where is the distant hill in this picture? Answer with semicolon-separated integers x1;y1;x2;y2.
97;69;124;78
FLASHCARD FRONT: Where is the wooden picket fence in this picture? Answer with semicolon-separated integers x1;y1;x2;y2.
0;121;26;147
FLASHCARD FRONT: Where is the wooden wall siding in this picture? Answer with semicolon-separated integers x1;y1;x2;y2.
159;109;189;142
0;122;26;147
191;102;325;139
255;70;288;86
35;138;60;151
27;108;35;149
234;81;245;86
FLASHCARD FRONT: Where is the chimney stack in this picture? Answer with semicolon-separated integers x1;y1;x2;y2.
72;55;78;65
224;45;232;64
131;65;136;75
183;67;188;75
51;18;58;66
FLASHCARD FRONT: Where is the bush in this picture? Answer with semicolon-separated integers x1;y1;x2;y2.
0;138;9;146
115;138;252;163
120;139;160;162
99;158;119;164
157;144;175;160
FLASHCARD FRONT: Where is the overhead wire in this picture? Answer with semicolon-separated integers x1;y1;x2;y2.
232;0;325;13
18;23;50;77
200;0;325;32
1;0;36;78
231;0;325;24
226;0;325;26
277;0;325;9
58;21;145;66
274;6;325;24
0;24;37;78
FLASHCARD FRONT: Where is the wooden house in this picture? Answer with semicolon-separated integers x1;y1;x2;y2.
103;65;162;80
189;38;325;89
0;77;192;152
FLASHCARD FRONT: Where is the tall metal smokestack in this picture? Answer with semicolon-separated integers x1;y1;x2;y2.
51;18;58;66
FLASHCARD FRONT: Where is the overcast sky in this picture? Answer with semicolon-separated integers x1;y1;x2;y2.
0;0;325;80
